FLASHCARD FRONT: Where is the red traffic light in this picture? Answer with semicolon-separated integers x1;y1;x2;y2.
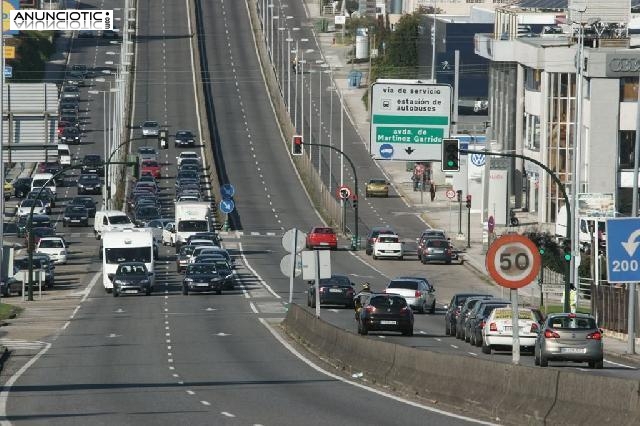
466;194;472;208
291;135;303;156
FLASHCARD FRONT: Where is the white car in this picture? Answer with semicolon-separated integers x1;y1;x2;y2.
162;221;176;246
176;151;201;166
481;307;539;354
17;199;47;216
36;237;68;264
145;218;174;246
141;120;160;137
372;234;404;260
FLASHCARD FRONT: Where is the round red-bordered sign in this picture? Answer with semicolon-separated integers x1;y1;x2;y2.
486;234;541;289
445;189;456;199
336;185;351;200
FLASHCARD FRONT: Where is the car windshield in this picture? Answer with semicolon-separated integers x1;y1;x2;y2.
79;175;100;183
39;239;64;248
72;197;93;206
177;131;193;137
137;207;159;217
110;215;132;225
143;121;158;128
369;179;386;184
427;240;449;248
213;260;230;269
313;228;334;234
180;153;198;159
138;147;156;154
21;199;42;207
178;220;208;232
63;128;79;135
187;264;216;275
378;236;398;243
142;161;158;167
117;264;148;275
105;247;152;264
319;276;350;286
370;295;407;310
482;304;508;316
66;206;86;213
179;246;196;256
84;155;100;163
388;280;418;290
549;316;597;330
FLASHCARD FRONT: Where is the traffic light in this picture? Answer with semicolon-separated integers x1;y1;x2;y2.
465;195;472;209
352;196;358;209
291;135;303;156
441;138;460;172
562;239;572;261
538;237;546;255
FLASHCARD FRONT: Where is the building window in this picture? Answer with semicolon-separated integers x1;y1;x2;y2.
524;67;541;92
524;113;540;151
620;77;639;102
620;130;635;169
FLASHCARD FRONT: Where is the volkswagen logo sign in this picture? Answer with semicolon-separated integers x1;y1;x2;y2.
470;153;485;167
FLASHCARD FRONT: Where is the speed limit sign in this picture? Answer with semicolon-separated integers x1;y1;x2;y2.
485;234;541;289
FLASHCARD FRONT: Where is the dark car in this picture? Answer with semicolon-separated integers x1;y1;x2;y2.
102;29;120;39
176;170;199;184
463;299;510;343
13;177;32;198
77;173;102;195
70;196;97;217
59;100;80;116
59;126;81;145
15;255;55;289
365;226;396;255
0;275;22;297
444;293;493;336
81;155;104;176
109;262;153;297
186;232;221;246
24;226;57;247
209;258;234;290
454;295;496;340
182;263;224;295
71;64;92;78
307;274;356;308
176;244;196;272
16;214;51;238
416;229;447;259
420;238;453;264
356;293;414;336
178;158;200;169
41;164;65;186
134;205;161;226
178;163;200;174
65;70;86;87
27;188;56;209
175;130;196;147
63;205;89;227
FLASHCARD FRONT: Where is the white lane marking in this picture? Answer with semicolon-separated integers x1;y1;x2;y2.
169;366;175;370
186;390;195;395
347;251;391;280
238;242;280;299
173;374;179;378
451;344;459;349
201;401;211;406
168;359;173;363
70;305;81;319
62;321;70;330
220;411;234;417
435;338;442;342
604;359;636;369
249;301;258;313
81;271;101;302
0;342;52;426
258;319;496;425
468;352;478;357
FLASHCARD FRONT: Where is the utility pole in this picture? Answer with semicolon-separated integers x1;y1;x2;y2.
630;35;640;355
430;1;437;81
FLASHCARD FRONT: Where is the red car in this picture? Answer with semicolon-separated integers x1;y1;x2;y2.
306;227;338;250
140;160;161;179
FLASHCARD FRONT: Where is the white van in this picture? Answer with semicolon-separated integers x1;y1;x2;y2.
102;229;155;292
58;144;71;166
31;173;57;199
94;210;136;239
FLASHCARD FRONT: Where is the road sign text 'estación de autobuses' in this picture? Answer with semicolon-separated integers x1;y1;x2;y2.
370;81;452;161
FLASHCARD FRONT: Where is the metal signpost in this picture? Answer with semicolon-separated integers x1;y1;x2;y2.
281;228;306;305
369;81;452;161
605;217;640;354
486;234;542;365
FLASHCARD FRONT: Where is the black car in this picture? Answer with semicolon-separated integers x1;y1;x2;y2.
207;257;234;290
77;173;102;195
59;101;80;116
108;262;153;297
71;64;93;78
63;205;90;227
42;164;65;186
15;255;55;288
455;295;495;340
70;196;97;217
365;226;396;255
176;170;199;184
356;293;414;336
444;293;494;336
59;126;81;145
307;274;356;308
65;70;86;87
178;163;200;174
0;275;22;297
13;177;32;198
134;205;161;226
60;113;80;128
175;130;196;147
16;214;51;238
182;263;224;295
81;155;104;176
463;299;511;343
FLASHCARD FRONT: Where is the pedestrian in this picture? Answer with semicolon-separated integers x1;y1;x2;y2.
411;173;418;191
430;182;436;202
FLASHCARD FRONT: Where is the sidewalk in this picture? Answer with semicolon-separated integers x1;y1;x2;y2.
304;2;640;365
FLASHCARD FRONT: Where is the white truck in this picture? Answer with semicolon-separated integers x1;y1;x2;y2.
102;229;155;293
173;201;212;248
555;205;606;252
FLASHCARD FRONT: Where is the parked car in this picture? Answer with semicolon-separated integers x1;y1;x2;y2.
307;274;355;308
468;302;518;347
13;177;32;198
306;227;338;250
534;313;603;369
141;120;160;137
70;196;97;217
15;255;55;288
365;178;390;197
109;262;153;297
463;299;511;343
356;293;414;336
455;296;496;340
0;275;22;297
372;234;403;260
385;277;435;314
444;293;494;336
63;205;90;227
175;129;196;147
36;237;68;264
482;307;542;354
182;263;224;295
365;226;396;255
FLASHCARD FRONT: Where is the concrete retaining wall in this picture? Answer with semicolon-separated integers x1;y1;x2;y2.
282;304;640;425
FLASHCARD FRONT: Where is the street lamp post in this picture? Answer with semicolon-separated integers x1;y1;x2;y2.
88;87;118;208
286;33;293;112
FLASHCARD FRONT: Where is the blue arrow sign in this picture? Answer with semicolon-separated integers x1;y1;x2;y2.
221;183;235;198
4;66;12;79
606;217;640;283
219;199;235;214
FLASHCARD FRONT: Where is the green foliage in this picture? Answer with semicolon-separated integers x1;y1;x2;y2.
523;231;564;273
13;32;55;82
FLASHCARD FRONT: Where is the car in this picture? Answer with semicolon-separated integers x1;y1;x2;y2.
176;169;199;183
36;237;68;264
59;103;80;116
356;293;414;336
17;199;47;217
138;174;158;185
534;313;603;369
137;146;158;161
15;255;55;289
59;126;81;144
61;85;80;100
307;274;355;308
372;234;403;260
78;29;94;38
26;189;55;211
176;194;201;203
444;293;494;336
139;159;161;179
162;221;177;246
385;277;435;314
71;64;92;79
416;229;447;259
24;226;57;247
57;120;76;135
454;295;496;340
202;257;234;290
13;177;32;198
70;196;97;217
63;205;90;227
109;262;153;297
41;163;64;186
134;205;161;227
102;29;120;39
365;178;390;197
174;130;196;147
178;163;200;174
77;173;102;195
182;263;224;295
481;307;542;354
64;71;86;87
463;299;511;342
81;155;104;176
134;181;159;194
306;227;338;250
3;179;12;201
468;302;516;347
420;238;453;264
197;247;234;267
185;232;221;246
188;243;222;263
176;151;201;166
145;218;174;245
0;275;22;297
177;158;200;169
16;214;51;238
365;226;396;255
141;120;160;137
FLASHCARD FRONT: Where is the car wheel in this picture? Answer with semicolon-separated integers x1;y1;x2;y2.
420;302;427;314
310;298;316;308
445;260;451;265
589;359;604;369
113;289;119;297
402;327;413;336
360;322;368;335
145;288;151;296
539;354;548;367
372;254;377;260
445;321;451;336
398;256;403;261
182;286;188;295
475;335;483;347
534;349;540;366
421;255;427;265
365;248;372;255
1;287;9;297
216;289;222;295
63;222;67;228
464;331;471;343
455;326;462;339
481;342;491;354
105;287;112;293
429;302;436;314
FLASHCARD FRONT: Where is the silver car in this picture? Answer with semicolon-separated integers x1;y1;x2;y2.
141;120;160;137
385;277;436;314
534;313;603;369
137;146;159;161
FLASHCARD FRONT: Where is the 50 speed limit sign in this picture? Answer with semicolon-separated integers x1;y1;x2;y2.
485;234;541;289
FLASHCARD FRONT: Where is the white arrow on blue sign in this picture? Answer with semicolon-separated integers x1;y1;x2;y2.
4;66;12;78
221;183;235;198
219;199;235;214
606;217;640;283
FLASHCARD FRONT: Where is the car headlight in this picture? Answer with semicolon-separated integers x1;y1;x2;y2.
81;216;88;220
140;279;150;284
184;278;193;283
114;279;124;285
78;184;85;188
64;216;70;220
225;274;233;280
211;277;221;282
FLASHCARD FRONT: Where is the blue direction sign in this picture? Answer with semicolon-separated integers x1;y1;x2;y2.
219;199;235;214
4;66;12;78
606;218;640;283
221;183;235;198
